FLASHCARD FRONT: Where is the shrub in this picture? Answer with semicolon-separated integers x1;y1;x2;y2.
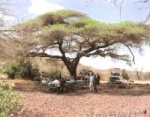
0;80;21;117
5;60;39;80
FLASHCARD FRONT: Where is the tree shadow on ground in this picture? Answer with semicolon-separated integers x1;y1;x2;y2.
98;84;150;96
12;79;41;93
60;83;150;96
11;79;150;96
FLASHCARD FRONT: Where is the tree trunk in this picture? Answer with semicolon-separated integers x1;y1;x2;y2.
69;58;80;80
70;68;77;80
61;57;79;80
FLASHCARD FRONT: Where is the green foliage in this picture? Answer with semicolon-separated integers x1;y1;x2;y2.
22;19;38;25
15;18;39;32
42;24;69;33
5;60;39;80
17;9;149;41
71;18;107;29
71;19;148;39
55;9;86;18
110;21;146;35
0;80;21;117
39;9;86;19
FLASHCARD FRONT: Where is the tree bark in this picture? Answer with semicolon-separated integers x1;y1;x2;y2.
61;56;80;80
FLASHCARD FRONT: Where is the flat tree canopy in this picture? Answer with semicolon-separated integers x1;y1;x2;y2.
10;9;150;79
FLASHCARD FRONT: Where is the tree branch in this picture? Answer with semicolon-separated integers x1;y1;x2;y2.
26;52;62;59
123;44;135;64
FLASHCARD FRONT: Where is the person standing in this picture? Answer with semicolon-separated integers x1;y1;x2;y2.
89;72;94;92
96;74;100;85
93;74;98;93
60;78;66;93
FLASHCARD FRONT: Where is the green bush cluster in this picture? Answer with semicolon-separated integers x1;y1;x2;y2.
0;80;21;117
5;60;39;80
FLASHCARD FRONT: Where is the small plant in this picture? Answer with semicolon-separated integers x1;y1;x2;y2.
0;80;21;117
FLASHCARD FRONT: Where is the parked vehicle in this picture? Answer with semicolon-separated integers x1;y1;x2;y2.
109;68;123;84
79;70;93;81
109;68;134;88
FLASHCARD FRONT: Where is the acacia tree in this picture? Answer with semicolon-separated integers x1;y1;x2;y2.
14;10;150;79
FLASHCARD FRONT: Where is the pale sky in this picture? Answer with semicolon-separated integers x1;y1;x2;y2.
10;0;150;71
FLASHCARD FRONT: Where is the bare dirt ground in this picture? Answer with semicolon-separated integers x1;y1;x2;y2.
7;79;149;117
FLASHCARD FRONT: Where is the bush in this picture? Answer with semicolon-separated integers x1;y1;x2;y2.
5;60;39;80
0;80;21;117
